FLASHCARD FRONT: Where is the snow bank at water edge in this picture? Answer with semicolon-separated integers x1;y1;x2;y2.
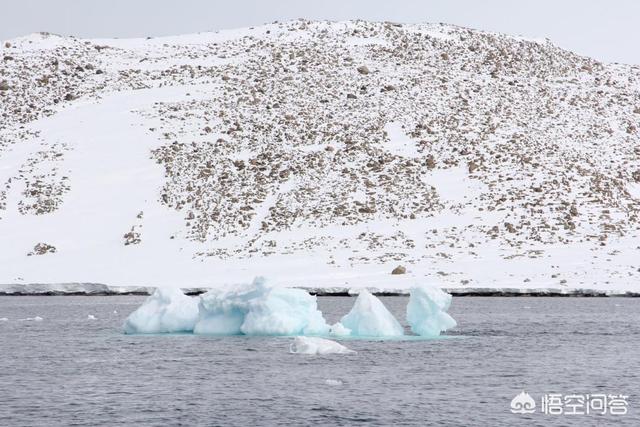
6;282;639;296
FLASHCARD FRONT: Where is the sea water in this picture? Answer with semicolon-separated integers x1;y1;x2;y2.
1;296;638;426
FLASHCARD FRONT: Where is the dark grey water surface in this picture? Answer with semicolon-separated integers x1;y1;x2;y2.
1;296;639;426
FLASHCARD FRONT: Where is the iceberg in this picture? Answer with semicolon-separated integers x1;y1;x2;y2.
241;286;329;336
192;284;253;335
339;290;404;337
122;278;457;339
194;277;330;336
123;287;199;334
406;285;457;337
289;336;355;355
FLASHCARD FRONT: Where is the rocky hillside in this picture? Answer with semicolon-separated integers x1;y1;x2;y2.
1;20;639;291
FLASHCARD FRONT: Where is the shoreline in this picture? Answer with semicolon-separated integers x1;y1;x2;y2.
1;284;638;297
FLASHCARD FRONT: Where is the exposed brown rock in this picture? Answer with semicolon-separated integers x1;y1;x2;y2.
391;265;406;275
356;65;369;75
28;243;57;256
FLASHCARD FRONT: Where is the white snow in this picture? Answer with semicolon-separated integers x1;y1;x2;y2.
425;165;488;206
383;122;421;158
289;336;355;355
346;36;390;47
0;85;224;287
0;283;155;295
627;183;640;200
338;290;404;337
406;285;457;337
123;287;198;334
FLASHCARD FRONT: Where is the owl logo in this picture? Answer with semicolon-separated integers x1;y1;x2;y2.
511;391;536;414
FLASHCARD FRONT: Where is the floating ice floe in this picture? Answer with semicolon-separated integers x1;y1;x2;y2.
336;290;404;337
325;379;344;386
0;317;8;321
87;314;97;320
123;287;199;334
406;285;457;337
289;336;355;355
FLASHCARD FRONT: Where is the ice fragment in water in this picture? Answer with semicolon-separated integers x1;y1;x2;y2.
20;316;43;321
289;336;355;355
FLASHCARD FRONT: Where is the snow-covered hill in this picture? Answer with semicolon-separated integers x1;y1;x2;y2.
1;20;639;292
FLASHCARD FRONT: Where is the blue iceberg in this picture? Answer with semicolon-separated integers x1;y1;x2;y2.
123;279;456;339
336;290;404;337
123;287;199;334
193;277;330;336
406;285;457;337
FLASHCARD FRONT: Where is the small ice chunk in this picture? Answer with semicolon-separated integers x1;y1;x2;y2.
87;314;96;320
20;316;43;321
123;287;198;334
194;277;330;336
0;317;8;321
325;379;343;386
289;336;355;355
340;290;404;337
406;285;456;337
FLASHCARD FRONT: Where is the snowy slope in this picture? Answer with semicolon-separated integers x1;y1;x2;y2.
1;20;639;292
